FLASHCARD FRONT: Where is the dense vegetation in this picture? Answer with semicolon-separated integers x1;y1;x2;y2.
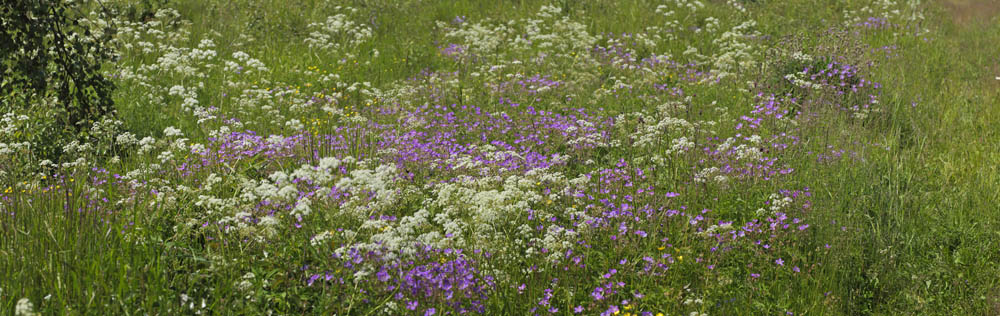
2;0;999;315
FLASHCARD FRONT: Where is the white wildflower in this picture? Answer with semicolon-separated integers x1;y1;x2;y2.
15;298;37;316
164;126;184;137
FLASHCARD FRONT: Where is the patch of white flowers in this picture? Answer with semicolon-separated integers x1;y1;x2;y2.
15;298;38;316
304;6;374;59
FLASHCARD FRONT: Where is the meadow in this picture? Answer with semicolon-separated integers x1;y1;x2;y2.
2;0;1000;315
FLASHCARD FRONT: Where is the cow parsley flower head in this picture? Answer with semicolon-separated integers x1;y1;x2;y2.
15;298;37;316
164;126;184;137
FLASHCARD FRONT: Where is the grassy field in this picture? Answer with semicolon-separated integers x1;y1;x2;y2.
2;0;1000;315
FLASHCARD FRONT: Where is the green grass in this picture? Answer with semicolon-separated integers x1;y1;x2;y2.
3;0;1000;315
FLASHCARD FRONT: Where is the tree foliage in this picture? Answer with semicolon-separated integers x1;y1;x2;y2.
1;0;117;131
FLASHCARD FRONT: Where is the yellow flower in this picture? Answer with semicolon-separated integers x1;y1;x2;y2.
657;313;664;316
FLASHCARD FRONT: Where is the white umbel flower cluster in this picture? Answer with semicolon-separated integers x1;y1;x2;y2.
15;298;38;316
304;6;373;58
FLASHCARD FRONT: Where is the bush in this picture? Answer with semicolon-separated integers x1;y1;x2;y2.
1;0;118;163
1;0;117;131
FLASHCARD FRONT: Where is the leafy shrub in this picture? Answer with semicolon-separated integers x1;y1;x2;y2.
1;0;118;163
